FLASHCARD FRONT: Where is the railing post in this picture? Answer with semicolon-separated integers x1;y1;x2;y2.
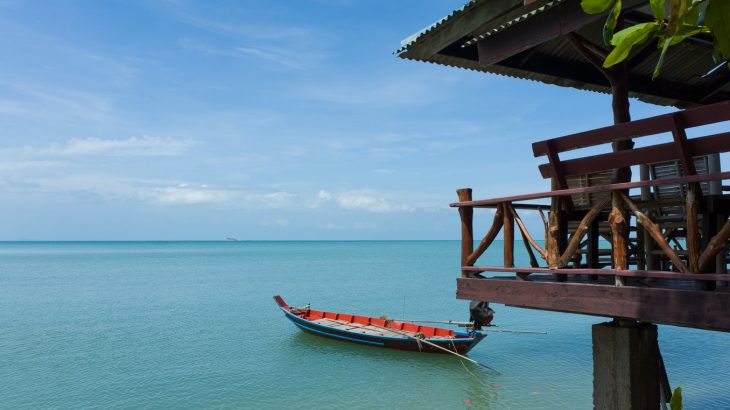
457;188;473;277
686;184;701;273
609;191;628;285
503;202;514;268
547;196;564;281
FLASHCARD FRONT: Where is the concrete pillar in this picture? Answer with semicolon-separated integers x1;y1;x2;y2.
593;322;659;409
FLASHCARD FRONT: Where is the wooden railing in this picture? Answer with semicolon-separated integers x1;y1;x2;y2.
452;172;730;286
454;100;730;289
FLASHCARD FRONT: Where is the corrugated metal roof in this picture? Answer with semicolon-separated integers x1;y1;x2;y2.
461;0;566;47
395;0;480;56
396;0;730;108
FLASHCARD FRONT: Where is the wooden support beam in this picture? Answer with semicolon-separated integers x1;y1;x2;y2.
456;277;730;332
503;202;515;268
558;198;610;268
670;115;697;176
698;218;730;272
519;226;540;271
686;184;701;272
465;205;504;266
457;188;474;277
538;208;549;240
621;193;689;273
547;196;562;269
609;191;628;285
545;140;569;190
507;203;546;259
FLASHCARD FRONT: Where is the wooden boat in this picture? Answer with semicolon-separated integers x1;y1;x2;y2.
274;295;486;354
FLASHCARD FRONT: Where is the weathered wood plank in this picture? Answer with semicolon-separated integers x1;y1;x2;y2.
456;277;730;332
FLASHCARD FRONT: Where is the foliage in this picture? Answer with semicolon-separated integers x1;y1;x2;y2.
670;386;683;410
580;0;730;78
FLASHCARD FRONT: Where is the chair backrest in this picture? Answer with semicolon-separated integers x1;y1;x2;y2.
532;100;730;195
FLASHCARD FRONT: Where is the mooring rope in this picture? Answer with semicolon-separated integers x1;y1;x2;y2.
371;322;500;374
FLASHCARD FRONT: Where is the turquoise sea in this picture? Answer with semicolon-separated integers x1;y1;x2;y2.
1;241;729;409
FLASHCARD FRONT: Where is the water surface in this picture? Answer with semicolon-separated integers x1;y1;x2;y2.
1;241;728;409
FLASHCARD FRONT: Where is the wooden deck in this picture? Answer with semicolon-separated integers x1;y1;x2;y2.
452;101;730;332
457;276;730;332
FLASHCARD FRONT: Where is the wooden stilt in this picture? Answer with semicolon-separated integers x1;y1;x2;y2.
593;322;659;409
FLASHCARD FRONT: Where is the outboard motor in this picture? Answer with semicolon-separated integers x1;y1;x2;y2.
469;301;494;330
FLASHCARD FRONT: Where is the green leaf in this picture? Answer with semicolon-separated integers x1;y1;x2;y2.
603;0;622;46
604;22;660;67
653;37;673;79
581;0;615;14
650;0;666;20
670;386;683;410
706;0;730;62
669;26;705;45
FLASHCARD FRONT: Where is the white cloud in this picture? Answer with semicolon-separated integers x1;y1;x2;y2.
139;186;232;204
0;83;116;123
47;136;195;156
2;136;195;158
312;189;415;213
335;191;414;213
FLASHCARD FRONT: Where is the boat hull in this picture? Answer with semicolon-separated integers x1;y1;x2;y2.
275;296;485;354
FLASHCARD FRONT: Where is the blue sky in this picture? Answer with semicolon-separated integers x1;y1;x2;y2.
0;0;679;240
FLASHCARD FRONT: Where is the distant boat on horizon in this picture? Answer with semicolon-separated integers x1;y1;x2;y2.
225;237;239;241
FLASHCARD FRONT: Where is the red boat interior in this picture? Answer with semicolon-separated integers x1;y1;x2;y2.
300;308;457;338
